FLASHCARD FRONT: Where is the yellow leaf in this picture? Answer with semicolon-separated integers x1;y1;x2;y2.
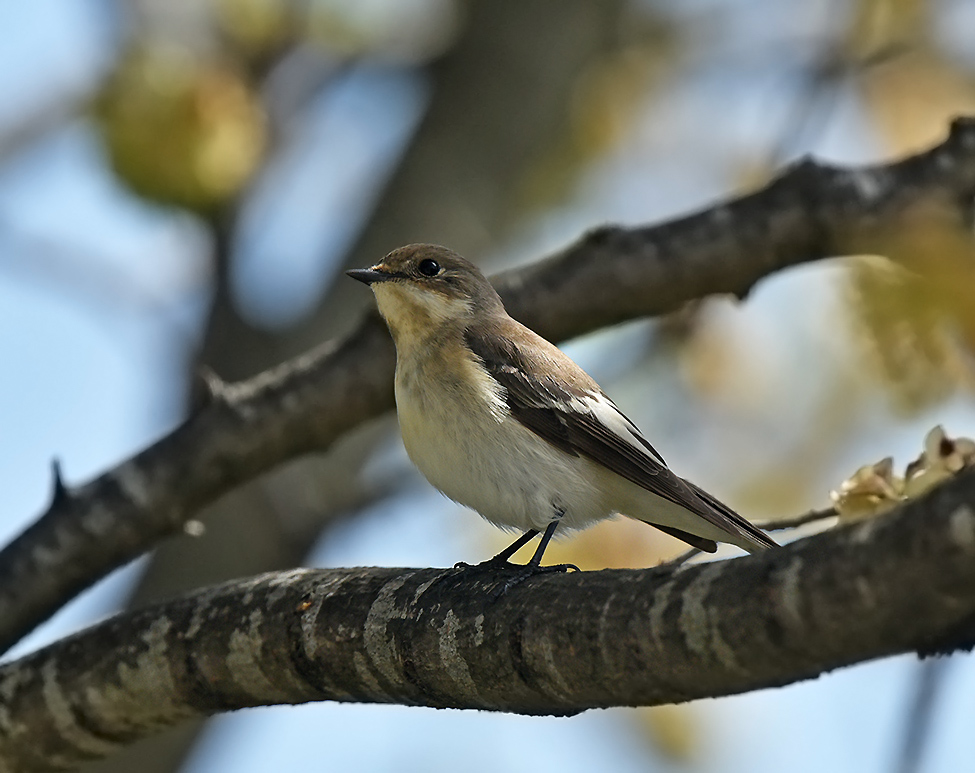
97;44;266;211
831;456;905;522
904;425;975;498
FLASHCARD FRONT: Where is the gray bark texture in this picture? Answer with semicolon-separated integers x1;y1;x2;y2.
1;469;974;771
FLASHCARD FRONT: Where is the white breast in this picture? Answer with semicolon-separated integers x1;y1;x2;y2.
393;343;609;533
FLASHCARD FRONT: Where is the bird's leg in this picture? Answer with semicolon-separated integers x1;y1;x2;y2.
454;529;538;569
526;519;559;566
455;509;580;585
492;529;541;564
481;510;581;597
522;512;579;574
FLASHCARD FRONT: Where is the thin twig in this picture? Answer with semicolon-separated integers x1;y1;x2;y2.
655;546;702;570
756;506;838;532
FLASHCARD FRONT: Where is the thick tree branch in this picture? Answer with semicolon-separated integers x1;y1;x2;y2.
2;118;975;656
1;470;974;772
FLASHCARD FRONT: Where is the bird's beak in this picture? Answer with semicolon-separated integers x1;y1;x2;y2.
346;266;395;285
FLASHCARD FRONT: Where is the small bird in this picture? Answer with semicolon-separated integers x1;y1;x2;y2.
348;244;776;574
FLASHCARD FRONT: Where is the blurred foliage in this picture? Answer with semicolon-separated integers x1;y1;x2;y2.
214;0;459;61
862;51;975;155
95;44;267;212
848;0;975;154
216;0;294;56
516;13;678;211
634;704;698;762
847;214;975;413
302;0;458;61
843;0;923;61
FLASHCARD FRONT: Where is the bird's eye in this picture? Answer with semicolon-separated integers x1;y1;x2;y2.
418;258;441;277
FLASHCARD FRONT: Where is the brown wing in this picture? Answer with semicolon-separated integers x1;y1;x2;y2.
465;323;777;552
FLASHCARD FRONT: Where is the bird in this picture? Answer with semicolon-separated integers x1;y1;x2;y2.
347;244;777;575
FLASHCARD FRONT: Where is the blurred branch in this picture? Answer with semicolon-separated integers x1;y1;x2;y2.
2;469;974;771
765;39;910;165
2;116;975;657
895;657;951;773
498;116;975;340
0;95;90;166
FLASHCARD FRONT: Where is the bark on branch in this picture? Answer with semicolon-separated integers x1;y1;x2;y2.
2;469;974;772
2;117;975;657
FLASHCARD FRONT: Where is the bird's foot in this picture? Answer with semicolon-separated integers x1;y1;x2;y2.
492;562;580;597
453;521;577;595
452;556;511;570
454;559;580;597
454;557;579;573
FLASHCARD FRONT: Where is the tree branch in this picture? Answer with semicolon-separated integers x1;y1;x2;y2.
2;469;974;772
2;117;975;656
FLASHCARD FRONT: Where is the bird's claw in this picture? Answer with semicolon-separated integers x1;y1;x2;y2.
493;562;578;597
453;557;519;571
450;560;580;598
453;559;579;573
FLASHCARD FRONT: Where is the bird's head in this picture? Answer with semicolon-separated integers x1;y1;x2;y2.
347;244;503;342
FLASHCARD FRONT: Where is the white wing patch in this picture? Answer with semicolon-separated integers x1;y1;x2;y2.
572;393;668;467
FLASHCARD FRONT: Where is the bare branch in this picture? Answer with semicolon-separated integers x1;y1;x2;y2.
2;469;974;772
497;117;975;341
2;117;975;656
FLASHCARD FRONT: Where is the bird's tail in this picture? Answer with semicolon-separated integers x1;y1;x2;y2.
685;479;778;553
